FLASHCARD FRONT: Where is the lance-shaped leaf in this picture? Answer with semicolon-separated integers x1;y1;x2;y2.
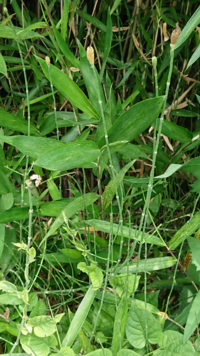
36;56;100;120
98;97;164;147
35;140;101;171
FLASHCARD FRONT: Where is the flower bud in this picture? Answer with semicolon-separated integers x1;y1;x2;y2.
171;29;180;45
152;56;157;68
87;46;94;65
3;7;8;14
45;56;50;66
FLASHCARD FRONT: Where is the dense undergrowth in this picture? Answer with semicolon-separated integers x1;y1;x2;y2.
0;0;200;355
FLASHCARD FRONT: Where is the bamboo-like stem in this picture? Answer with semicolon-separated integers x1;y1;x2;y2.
5;7;34;355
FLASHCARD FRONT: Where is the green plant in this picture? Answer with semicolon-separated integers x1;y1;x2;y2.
0;1;200;355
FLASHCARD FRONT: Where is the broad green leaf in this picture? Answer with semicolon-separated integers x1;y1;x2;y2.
161;119;192;142
187;44;200;69
175;6;200;49
155;330;196;355
28;316;57;337
43;193;99;240
0;170;14;195
0;113;39;135
0;224;5;259
54;313;65;324
0;26;43;40
0;293;23;305
0;321;18;337
0;207;36;223
119;143;149;160
0;281;17;293
95;332;108;344
183;290;200;344
0;53;7;77
35;141;101;171
45;251;84;264
117;350;139;356
86;350;112;356
1;192;13;210
109;273;140;298
102;161;134;210
0;135;67;159
21;333;57;356
117;257;176;274
27;293;38;312
169;210;200;250
30;299;47;318
111;295;128;356
85;220;164;246
50;347;75;356
126;302;162;349
188;236;200;271
36;56;99;119
78;263;103;290
99;97;164;146
62;285;97;347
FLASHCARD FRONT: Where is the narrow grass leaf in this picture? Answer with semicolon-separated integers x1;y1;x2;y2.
62;285;97;347
61;0;69;42
0;26;43;40
111;0;122;14
103;161;133;210
0;54;7;77
117;257;176;274
0;224;5;259
0;113;39;136
183;290;200;344
43;193;99;239
100;9;113;81
85;220;164;246
169;210;200;250
126;302;162;349
76;10;107;32
175;7;200;49
187;44;200;69
161;119;193;142
188;236;200;271
53;24;80;69
79;41;105;112
36;56;99;119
